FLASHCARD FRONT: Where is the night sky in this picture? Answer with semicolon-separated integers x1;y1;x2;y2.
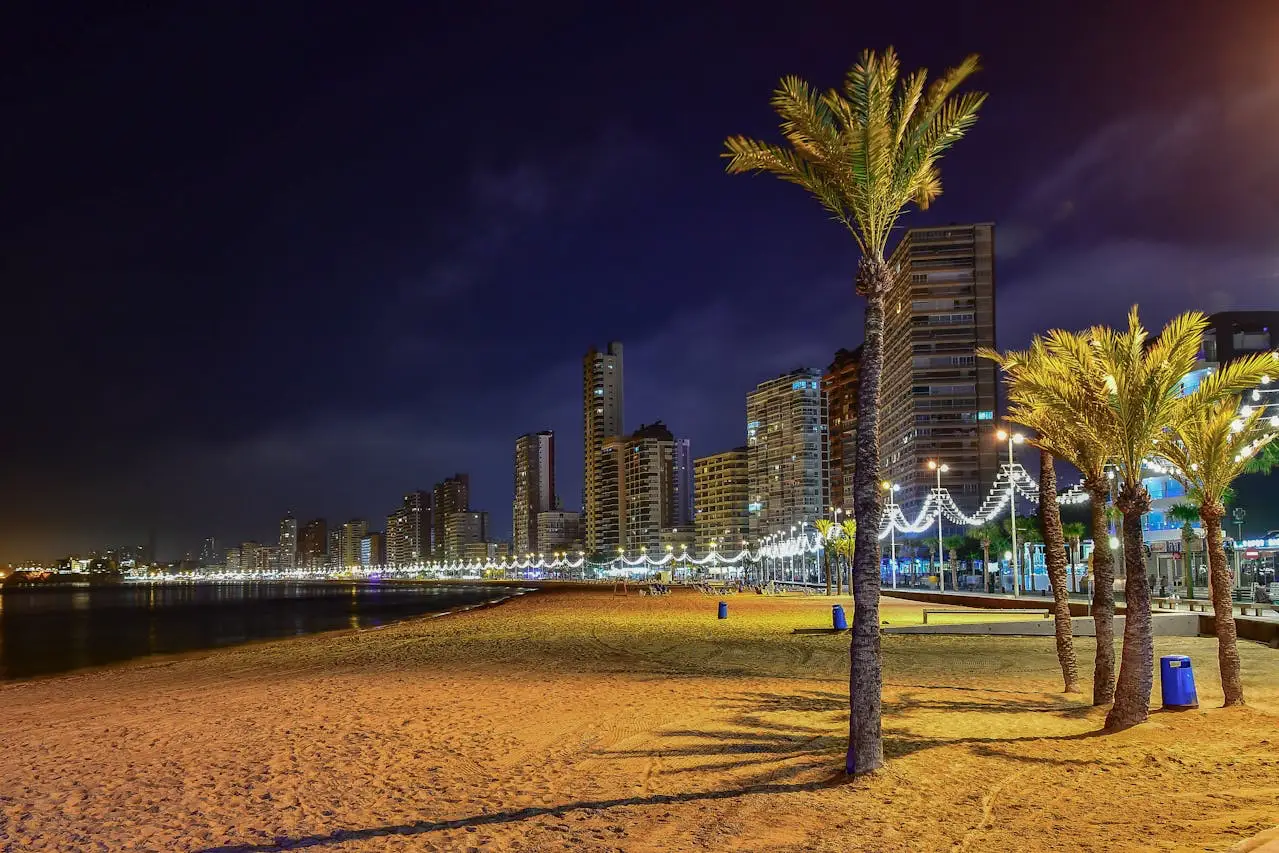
4;0;1278;561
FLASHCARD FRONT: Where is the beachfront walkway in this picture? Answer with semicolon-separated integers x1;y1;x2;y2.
2;589;1277;852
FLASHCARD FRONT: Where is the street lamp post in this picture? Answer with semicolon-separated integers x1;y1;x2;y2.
882;481;900;589
927;461;949;591
997;428;1026;596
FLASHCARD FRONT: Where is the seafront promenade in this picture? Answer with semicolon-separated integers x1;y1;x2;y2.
1;587;1277;852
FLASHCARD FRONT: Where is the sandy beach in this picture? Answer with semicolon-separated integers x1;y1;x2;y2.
2;586;1277;852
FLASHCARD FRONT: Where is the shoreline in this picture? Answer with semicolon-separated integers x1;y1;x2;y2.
0;581;536;687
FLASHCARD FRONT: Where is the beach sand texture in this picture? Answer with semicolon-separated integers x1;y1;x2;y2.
1;588;1277;852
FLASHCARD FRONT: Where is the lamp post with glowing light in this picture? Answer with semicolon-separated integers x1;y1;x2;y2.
926;461;949;591
882;481;900;589
997;428;1026;596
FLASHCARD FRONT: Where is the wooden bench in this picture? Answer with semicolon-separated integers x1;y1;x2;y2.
922;608;1051;624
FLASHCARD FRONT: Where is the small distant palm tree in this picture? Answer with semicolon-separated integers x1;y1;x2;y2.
1244;441;1279;475
1168;503;1201;600
1062;521;1087;592
815;519;836;596
839;519;857;596
1159;394;1278;706
725;47;985;776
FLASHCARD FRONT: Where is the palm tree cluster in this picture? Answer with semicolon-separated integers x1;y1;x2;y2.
980;308;1277;724
724;44;1273;777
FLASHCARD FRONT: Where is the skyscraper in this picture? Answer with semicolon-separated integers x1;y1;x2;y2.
387;491;431;567
278;514;298;573
432;474;469;558
823;346;862;514
443;511;488;560
360;532;384;566
240;541;260;575
595;436;626;555
880;223;998;522
671;438;693;528
402;490;431;562
299;518;328;569
536;510;582;554
513;431;555;554
583;342;624;555
340;519;367;569
326;527;341;570
623;422;676;554
198;537;218;567
746;368;828;538
694;447;749;557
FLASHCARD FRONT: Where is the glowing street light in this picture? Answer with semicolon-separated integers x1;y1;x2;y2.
996;428;1027;596
927;460;949;591
882;480;901;589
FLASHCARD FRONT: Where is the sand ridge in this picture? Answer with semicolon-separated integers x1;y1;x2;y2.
1;587;1277;851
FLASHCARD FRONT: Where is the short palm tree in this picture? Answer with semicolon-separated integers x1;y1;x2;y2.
1167;502;1201;599
815;519;836;596
839;519;857;596
1157;395;1278;705
725;47;985;775
1061;521;1087;592
1087;308;1273;728
980;334;1120;704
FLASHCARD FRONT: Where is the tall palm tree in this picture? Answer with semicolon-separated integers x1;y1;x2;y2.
1062;521;1087;592
815;519;836;596
1157;395;1278;705
980;335;1120;705
725;48;985;775
1087;308;1273;728
1037;448;1081;692
1168;502;1201;600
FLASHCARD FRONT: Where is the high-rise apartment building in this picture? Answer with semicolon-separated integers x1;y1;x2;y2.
536;510;582;554
256;545;278;574
326;528;341;570
694;447;750;557
299;518;328;569
360;532;384;566
443;511;488;560
240;541;260;575
278;514;297;573
671;438;693;528
880;223;998;522
224;546;242;573
386;509;409;566
340;519;368;569
402;490;431;562
623;422;676;554
432;475;469;558
583;342;624;555
198;537;218;567
595;436;627;555
513;431;555;554
386;492;431;567
824;346;862;514
746;368;828;538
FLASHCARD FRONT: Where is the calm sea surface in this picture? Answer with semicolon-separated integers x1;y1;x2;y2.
0;582;510;680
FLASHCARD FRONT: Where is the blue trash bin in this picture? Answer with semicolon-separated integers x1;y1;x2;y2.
717;601;728;620
832;604;848;631
1160;655;1199;709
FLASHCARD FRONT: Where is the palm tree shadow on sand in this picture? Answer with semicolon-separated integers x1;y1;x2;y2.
198;687;1106;852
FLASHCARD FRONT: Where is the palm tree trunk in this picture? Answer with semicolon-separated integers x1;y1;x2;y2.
981;541;991;592
1106;483;1154;729
824;547;832;596
1039;450;1080;693
847;263;888;776
1201;500;1245;705
1070;537;1080;593
1086;478;1117;705
1181;528;1195;600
